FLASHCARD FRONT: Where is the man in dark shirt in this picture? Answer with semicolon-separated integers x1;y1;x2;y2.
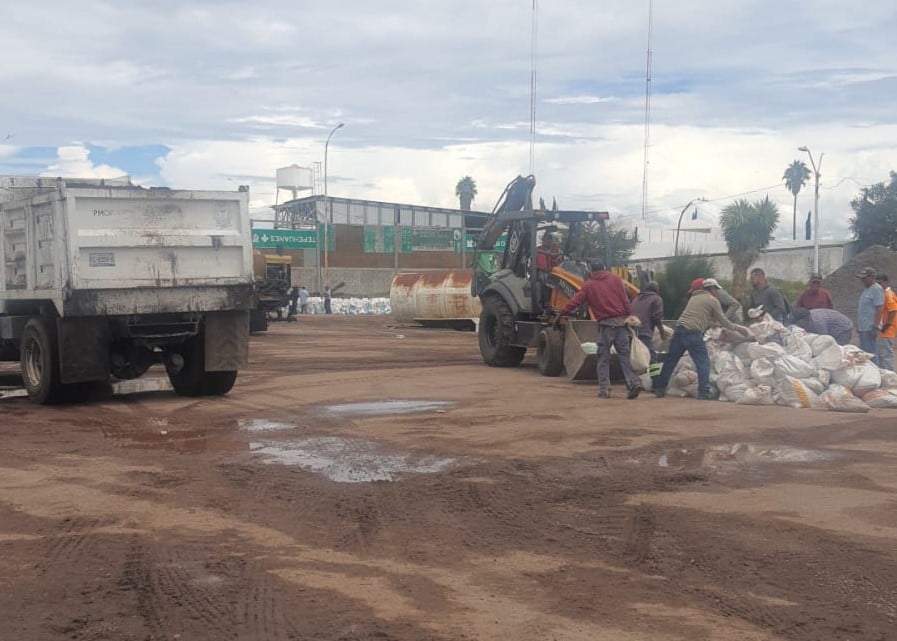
792;307;853;345
795;273;834;310
747;268;788;322
631;281;666;360
558;259;641;399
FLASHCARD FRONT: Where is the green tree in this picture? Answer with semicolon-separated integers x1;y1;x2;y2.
783;159;811;241
656;253;717;318
564;222;639;267
849;171;897;252
455;176;477;211
719;196;780;299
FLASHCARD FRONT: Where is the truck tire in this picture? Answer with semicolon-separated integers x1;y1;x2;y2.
478;297;526;367
167;335;238;397
536;328;565;377
20;317;63;405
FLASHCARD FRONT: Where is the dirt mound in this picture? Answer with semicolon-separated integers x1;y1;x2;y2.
822;245;897;326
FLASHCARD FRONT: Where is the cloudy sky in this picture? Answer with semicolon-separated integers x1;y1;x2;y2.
1;0;895;246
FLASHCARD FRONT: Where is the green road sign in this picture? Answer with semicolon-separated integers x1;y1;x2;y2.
252;227;333;250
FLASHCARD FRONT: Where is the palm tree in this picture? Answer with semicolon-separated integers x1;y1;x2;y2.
455;176;477;211
783;160;810;241
720;196;780;299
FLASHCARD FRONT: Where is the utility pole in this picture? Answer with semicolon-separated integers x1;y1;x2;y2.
674;197;705;256
798;146;823;273
322;122;344;292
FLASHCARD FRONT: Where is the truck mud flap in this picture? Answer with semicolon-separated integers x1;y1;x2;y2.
58;317;110;384
204;311;249;371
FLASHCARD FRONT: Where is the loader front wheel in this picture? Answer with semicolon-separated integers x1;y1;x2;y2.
536;328;564;377
478;297;526;367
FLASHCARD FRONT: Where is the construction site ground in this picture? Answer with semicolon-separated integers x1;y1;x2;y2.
1;315;896;641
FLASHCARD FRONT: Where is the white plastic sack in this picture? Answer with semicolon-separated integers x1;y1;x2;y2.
581;342;598;355
773;375;822;409
747;342;786;360
736;385;775;406
774;354;817;380
814;344;846;371
723;383;749;403
862;389;897;409
818;369;831;387
629;328;651;373
831;362;882;395
732;342;755;363
750;358;776;385
749;318;787;341
807;334;837;357
782;331;813;362
880;369;897;389
819;384;870;413
798;377;826;395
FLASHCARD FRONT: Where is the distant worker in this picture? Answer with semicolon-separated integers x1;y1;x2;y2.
791;307;853;346
631;281;666;361
287;286;299;322
558;259;642;400
716;287;743;324
876;273;897;371
795;273;834;310
747;268;788;323
856;267;884;364
653;278;751;400
535;232;562;272
298;286;309;314
323;285;332;315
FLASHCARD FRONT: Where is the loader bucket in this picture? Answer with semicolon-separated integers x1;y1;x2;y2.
563;320;598;381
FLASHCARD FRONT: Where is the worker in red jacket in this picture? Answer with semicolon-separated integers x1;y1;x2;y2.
558;259;641;399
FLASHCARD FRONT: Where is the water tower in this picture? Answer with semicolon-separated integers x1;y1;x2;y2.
275;165;314;203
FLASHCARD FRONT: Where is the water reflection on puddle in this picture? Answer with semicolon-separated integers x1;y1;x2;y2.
238;418;297;432
659;443;835;468
250;437;457;483
323;400;453;416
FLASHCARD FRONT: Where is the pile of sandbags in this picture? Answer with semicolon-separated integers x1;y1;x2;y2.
658;316;897;413
287;297;392;316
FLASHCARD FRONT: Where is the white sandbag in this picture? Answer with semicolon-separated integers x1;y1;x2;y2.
747;342;786;360
736;385;775;406
831;362;882;395
581;342;598;355
842;344;873;365
673;369;698;388
797;377;826;395
750;358;776;384
814;344;846;371
880;369;897;389
818;369;831;386
782;331;813;362
723;383;749;403
807;334;837;356
774;354;817;380
749;318;787;341
731;343;755;364
773;375;822;409
861;389;897;409
819;384;870;413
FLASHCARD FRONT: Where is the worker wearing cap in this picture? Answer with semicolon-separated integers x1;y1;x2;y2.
795;273;834;310
653;278;751;400
558;259;641;399
876;273;897;371
535;232;561;272
856;267;885;364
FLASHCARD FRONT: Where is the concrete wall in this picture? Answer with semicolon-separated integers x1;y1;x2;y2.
291;267;414;297
632;242;859;283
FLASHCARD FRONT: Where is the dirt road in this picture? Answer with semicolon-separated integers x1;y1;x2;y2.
1;316;896;640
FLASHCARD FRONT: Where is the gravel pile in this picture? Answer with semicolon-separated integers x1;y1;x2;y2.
822;245;897;327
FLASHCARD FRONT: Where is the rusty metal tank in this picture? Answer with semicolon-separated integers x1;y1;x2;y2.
389;271;482;326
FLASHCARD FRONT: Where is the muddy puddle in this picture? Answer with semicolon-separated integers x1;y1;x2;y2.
249;436;458;482
323;400;453;416
0;387;27;400
659;443;836;469
237;418;298;432
112;378;172;394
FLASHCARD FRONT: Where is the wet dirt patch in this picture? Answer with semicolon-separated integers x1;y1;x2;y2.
249;436;458;482
322;400;453;416
0;387;27;400
659;443;837;469
237;418;298;432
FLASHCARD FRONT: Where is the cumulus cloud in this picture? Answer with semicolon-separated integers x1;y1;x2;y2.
42;145;128;180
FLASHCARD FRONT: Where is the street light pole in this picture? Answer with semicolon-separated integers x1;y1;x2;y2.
798;146;823;273
322;122;344;293
674;197;705;256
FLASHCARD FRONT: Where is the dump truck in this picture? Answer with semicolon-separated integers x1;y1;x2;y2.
0;176;254;403
471;175;640;380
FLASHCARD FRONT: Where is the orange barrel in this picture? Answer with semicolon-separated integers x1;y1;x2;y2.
389;271;482;323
